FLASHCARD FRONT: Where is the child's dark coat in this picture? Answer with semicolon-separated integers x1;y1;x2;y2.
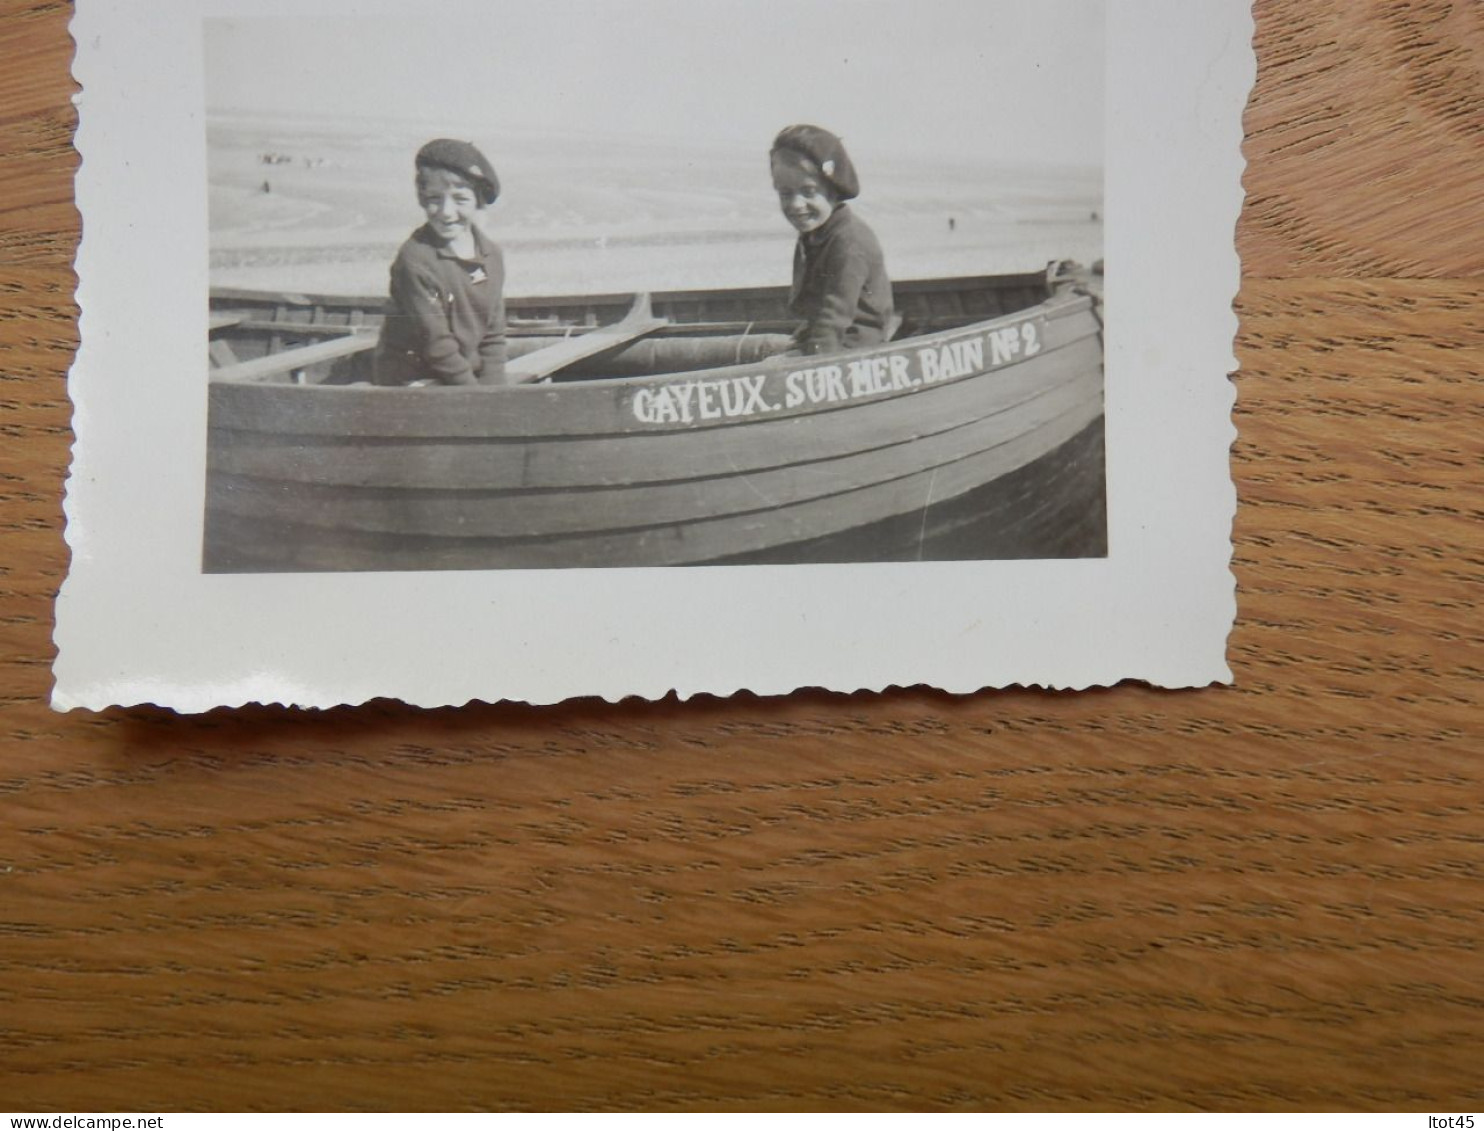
374;224;508;386
789;204;894;356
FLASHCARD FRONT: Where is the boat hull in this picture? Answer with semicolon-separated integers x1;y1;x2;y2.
204;283;1106;572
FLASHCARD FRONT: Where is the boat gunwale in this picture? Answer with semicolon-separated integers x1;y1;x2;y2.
207;290;1095;399
208;371;1104;540
208;336;1103;494
206;267;1063;317
206;297;1099;448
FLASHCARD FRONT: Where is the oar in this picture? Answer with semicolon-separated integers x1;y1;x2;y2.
505;292;668;385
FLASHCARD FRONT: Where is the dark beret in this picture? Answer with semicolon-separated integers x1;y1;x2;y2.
415;138;499;205
771;124;860;200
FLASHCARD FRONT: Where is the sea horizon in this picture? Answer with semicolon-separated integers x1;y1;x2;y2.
209;113;1105;297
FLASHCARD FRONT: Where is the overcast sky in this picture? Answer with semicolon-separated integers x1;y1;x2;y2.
205;0;1103;168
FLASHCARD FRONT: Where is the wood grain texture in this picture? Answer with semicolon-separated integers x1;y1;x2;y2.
2;0;1482;1112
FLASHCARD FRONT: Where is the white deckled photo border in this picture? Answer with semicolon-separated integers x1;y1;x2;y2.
55;0;1249;711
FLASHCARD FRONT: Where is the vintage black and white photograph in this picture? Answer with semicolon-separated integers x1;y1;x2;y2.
201;1;1107;572
57;0;1244;709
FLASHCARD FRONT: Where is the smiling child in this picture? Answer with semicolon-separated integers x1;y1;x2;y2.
373;138;508;386
770;125;894;356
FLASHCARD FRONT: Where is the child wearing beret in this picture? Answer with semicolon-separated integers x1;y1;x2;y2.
373;138;508;386
770;124;894;356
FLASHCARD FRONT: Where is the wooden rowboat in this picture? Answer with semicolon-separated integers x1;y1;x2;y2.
205;264;1106;571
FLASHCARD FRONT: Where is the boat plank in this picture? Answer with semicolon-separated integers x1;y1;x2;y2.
211;331;378;384
713;423;1107;564
505;317;669;384
207;271;1052;319
207;370;1102;539
206;299;1097;440
203;404;1103;572
207;336;1101;490
208;339;240;369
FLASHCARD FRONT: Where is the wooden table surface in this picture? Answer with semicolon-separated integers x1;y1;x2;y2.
3;0;1481;1112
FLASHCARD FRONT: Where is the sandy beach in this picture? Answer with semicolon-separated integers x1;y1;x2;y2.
209;114;1104;297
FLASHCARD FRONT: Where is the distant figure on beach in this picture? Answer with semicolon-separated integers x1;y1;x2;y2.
948;216;956;232
373;139;508;387
260;180;270;195
769;124;894;356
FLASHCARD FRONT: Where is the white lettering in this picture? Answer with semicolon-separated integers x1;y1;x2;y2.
637;332;1013;426
821;365;848;403
672;381;697;423
805;368;828;404
651;387;680;424
1022;321;1041;356
988;327;1016;367
933;343;965;381
739;373;773;414
696;382;721;420
719;378;746;417
785;371;806;408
